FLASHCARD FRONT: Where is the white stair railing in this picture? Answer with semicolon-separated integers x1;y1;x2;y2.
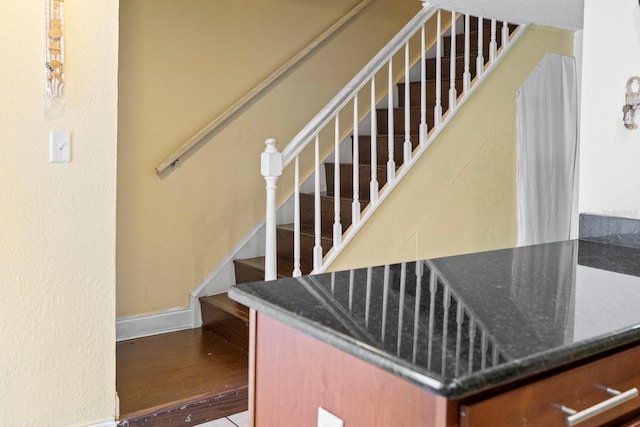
260;3;524;280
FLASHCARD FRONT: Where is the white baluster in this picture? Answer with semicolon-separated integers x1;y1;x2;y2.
352;94;361;226
333;116;342;247
387;61;396;184
463;14;471;94
261;138;282;281
492;344;499;366
313;135;323;271
420;24;427;146
403;43;412;165
502;21;509;48
448;11;457;111
476;17;484;78
489;19;497;62
293;156;302;277
434;10;443;128
370;78;379;204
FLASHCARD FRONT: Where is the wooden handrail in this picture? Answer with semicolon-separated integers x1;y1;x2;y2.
155;0;373;175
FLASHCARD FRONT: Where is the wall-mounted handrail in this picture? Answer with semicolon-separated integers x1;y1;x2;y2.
155;0;373;175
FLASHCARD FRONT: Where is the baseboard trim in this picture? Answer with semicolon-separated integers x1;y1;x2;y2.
116;307;194;342
89;421;117;427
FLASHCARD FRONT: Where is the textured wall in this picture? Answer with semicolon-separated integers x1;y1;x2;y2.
579;0;640;220
117;0;420;317
0;1;118;426
329;26;575;271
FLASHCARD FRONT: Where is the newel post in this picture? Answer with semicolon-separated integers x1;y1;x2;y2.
261;138;283;281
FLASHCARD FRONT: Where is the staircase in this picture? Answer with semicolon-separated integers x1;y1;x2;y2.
117;11;520;426
231;17;515;281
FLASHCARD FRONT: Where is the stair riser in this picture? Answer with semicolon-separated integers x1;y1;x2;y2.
394;79;461;104
299;193;357;236
276;227;332;275
397;59;478;108
201;303;249;351
442;24;517;57
234;260;268;284
376;107;443;137
325;163;388;202
357;135;418;167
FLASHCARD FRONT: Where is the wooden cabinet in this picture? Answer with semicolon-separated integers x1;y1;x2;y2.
460;346;640;427
250;312;456;427
249;311;640;427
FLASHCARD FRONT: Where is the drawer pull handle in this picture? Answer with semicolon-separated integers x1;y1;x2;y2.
561;387;639;426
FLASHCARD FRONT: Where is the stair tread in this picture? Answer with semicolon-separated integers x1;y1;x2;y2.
300;191;368;205
278;223;333;241
200;293;249;323
382;106;438;111
324;161;386;169
299;193;370;213
234;256;290;279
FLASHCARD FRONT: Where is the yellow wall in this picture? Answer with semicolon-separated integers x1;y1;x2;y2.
117;0;420;317
329;26;575;271
0;1;118;427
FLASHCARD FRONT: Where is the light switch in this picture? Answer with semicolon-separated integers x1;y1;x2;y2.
318;407;344;427
49;130;71;163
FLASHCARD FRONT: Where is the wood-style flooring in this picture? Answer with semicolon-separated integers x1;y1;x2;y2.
117;328;248;426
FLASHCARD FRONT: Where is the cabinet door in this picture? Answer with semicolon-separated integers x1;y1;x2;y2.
253;314;458;427
460;346;640;427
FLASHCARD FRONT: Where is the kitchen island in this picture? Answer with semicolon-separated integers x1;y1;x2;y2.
229;240;640;426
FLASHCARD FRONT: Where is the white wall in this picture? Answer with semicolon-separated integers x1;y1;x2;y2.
0;1;118;426
580;0;640;219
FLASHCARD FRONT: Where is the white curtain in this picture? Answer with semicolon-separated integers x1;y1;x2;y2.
516;54;578;246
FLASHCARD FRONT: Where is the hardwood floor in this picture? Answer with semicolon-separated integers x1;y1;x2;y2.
117;328;248;426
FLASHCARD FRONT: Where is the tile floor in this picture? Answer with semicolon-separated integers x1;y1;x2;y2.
195;410;249;427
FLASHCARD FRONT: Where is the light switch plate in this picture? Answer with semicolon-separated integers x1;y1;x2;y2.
50;130;71;163
318;407;344;427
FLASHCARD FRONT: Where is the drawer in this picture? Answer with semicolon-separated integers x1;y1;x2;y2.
460;346;640;427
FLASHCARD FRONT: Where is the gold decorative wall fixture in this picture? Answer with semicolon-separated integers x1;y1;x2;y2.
45;0;65;119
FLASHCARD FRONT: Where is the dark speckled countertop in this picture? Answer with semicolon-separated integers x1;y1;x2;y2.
229;240;640;399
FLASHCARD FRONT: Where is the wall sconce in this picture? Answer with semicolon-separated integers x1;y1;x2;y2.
45;0;65;119
623;76;640;130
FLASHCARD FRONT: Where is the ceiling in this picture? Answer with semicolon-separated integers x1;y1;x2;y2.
426;0;584;31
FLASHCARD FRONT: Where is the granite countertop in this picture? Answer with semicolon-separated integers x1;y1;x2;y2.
229;240;640;399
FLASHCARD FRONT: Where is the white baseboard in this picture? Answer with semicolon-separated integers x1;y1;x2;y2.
116;307;195;342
